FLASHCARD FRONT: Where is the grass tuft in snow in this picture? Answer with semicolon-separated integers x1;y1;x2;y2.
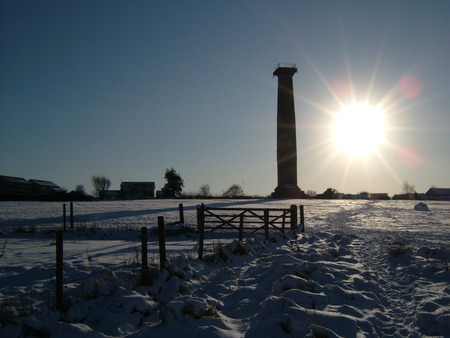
181;302;218;319
12;225;36;234
0;240;7;258
232;241;247;255
203;241;229;263
214;242;228;262
388;237;413;257
0;300;15;324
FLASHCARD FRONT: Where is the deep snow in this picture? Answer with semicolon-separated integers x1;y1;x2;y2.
0;199;449;337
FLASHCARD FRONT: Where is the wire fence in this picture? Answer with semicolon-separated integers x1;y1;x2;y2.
1;202;306;317
0;222;234;314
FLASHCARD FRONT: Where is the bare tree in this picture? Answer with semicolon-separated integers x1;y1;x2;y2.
402;181;416;199
75;184;86;194
91;175;111;197
198;184;212;198
223;184;244;198
306;190;317;197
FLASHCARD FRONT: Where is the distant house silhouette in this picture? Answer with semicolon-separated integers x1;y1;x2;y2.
99;190;121;200
29;179;60;195
370;193;390;200
0;175;32;196
425;188;450;201
392;194;414;200
120;182;155;199
0;175;62;200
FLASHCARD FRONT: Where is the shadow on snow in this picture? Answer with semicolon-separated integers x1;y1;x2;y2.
0;199;277;228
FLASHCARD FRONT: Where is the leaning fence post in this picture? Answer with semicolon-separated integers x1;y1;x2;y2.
62;203;66;231
264;209;269;240
179;203;184;224
300;205;305;233
197;204;205;260
70;202;74;229
141;227;149;284
56;231;64;312
158;216;166;270
239;214;244;243
290;205;297;230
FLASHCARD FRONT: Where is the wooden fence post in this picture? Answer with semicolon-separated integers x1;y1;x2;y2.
179;203;184;224
264;209;269;240
70;202;74;229
290;205;297;230
141;227;149;284
56;231;64;312
62;203;66;231
300;205;305;233
158;216;166;270
197;204;205;260
239;214;244;243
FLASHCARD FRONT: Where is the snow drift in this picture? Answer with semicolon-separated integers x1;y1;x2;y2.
0;199;449;337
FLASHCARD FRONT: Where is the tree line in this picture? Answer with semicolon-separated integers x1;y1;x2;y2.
90;168;248;199
90;170;423;200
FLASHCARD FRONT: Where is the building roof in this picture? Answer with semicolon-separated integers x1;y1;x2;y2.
425;188;450;196
0;175;31;184
29;179;59;188
121;182;155;187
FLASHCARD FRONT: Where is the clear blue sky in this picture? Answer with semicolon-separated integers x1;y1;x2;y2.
1;1;449;196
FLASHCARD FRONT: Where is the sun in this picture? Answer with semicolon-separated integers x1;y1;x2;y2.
333;103;385;156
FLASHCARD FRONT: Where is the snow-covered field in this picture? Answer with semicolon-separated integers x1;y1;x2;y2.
0;199;449;337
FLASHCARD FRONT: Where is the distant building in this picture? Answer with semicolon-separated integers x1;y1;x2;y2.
100;190;121;200
0;176;63;200
392;193;417;200
0;175;32;196
29;179;60;195
120;182;155;199
370;193;390;200
356;192;370;200
343;193;370;199
425;188;450;201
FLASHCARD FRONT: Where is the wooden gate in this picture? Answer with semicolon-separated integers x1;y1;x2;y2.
196;204;299;259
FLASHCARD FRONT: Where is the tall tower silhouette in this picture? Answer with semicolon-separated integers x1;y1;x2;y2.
272;64;305;198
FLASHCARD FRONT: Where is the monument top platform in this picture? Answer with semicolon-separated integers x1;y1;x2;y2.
274;63;296;70
273;64;297;77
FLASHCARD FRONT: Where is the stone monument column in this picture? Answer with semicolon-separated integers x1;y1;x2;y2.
272;64;305;198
